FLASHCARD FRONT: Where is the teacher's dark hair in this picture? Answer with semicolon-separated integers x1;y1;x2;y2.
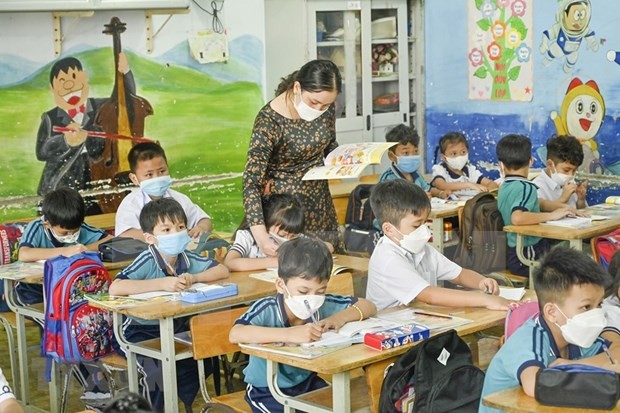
275;59;342;96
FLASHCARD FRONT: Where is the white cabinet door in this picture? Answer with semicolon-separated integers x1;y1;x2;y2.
0;0;188;11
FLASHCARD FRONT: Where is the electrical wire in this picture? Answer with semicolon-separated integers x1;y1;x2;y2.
192;0;225;33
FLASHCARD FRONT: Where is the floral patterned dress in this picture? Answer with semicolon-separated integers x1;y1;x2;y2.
243;103;341;248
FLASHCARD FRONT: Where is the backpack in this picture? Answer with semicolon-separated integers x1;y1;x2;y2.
42;252;114;367
379;329;485;413
454;192;506;274
592;228;620;270
343;184;381;255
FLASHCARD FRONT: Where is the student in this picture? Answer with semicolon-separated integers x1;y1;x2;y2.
109;198;229;412
380;124;448;199
16;187;112;305
431;131;498;194
602;250;620;331
533;135;587;210
496;134;571;277
0;368;22;413
225;193;305;271
480;247;620;413
115;142;213;241
365;179;512;312
229;237;376;413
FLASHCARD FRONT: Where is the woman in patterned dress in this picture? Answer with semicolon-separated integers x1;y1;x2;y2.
243;60;342;256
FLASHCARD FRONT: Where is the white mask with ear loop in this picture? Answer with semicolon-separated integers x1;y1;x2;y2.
554;305;607;348
550;165;573;188
283;285;325;320
394;224;431;254
294;90;327;121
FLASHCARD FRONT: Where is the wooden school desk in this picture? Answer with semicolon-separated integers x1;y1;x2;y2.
503;205;620;287
482;386;620;412
241;300;512;413
89;254;369;413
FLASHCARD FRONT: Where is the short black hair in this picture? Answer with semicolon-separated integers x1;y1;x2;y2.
139;198;187;234
496;134;532;170
49;57;82;85
263;193;305;235
128;142;168;173
607;250;620;298
433;131;468;163
534;246;611;306
42;187;85;229
278;237;333;283
386;124;420;151
546;135;584;167
369;180;430;227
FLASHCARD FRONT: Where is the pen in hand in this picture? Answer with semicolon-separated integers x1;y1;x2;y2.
304;299;318;325
602;343;615;365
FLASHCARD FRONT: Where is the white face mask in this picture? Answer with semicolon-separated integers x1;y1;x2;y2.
550;166;574;188
445;154;469;171
51;228;80;244
395;224;431;254
283;285;325;320
295;91;327;121
554;305;606;348
269;232;291;245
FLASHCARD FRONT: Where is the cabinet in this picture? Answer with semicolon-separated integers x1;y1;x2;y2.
0;0;189;12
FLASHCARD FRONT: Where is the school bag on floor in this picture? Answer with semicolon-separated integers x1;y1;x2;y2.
343;184;381;256
379;329;485;413
42;252;114;368
592;228;620;270
454;192;506;274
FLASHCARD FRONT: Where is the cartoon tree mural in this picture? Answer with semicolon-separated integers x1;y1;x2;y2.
468;0;533;101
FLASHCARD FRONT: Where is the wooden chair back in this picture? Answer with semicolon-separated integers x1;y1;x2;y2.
190;306;248;361
364;355;398;413
326;272;354;296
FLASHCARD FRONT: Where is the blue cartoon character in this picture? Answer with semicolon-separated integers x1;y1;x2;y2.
540;0;599;72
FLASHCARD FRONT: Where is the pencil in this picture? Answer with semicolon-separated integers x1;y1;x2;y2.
602;343;615;365
413;311;452;319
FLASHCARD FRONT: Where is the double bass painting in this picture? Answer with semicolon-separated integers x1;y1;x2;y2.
36;17;153;214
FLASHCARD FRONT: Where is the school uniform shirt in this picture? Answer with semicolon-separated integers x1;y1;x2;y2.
479;315;607;413
115;245;218;326
0;368;15;405
497;175;542;248
603;295;620;331
379;164;431;190
19;217;107;249
235;293;357;389
430;161;484;187
230;229;266;259
114;188;210;236
366;236;461;311
532;170;580;209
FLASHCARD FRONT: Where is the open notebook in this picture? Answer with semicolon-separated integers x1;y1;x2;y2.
249;265;352;283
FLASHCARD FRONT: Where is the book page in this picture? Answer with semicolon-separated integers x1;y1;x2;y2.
541;216;591;228
249;270;278;283
302;164;370;181
84;293;162;309
0;261;44;280
499;287;526;301
301;331;362;348
129;291;176;300
376;308;472;332
337;318;401;337
324;143;395;166
239;341;349;359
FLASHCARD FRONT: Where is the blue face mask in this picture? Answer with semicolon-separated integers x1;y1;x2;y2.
156;230;191;256
140;175;173;197
396;155;421;173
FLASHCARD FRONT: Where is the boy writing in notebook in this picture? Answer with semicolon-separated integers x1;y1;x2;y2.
496;134;572;277
109;198;228;411
115;142;213;241
366;179;513;312
480;247;620;413
229;237;376;413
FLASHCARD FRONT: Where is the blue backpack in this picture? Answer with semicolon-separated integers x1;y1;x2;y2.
42;252;114;366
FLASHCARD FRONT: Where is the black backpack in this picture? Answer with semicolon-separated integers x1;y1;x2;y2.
343;184;381;255
379;329;485;413
454;192;506;274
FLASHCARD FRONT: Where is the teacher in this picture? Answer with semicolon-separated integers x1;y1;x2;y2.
243;59;342;256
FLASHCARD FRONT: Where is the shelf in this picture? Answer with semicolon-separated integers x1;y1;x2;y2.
371;74;399;82
371;37;397;44
317;40;345;47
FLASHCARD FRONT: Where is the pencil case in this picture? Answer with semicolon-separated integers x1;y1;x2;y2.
179;282;238;303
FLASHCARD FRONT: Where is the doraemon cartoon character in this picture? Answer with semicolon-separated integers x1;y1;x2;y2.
550;77;605;173
540;0;599;73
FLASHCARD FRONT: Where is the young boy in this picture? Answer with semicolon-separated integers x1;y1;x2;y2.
229;237;376;413
115;142;213;241
533;135;587;210
109;198;228;412
496;134;571;277
366;179;512;312
480;247;620;413
17;187;112;305
380;124;447;199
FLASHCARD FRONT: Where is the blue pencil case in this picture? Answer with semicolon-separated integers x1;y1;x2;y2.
180;282;238;303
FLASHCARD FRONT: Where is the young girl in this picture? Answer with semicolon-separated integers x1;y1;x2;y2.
225;193;327;271
431;131;498;194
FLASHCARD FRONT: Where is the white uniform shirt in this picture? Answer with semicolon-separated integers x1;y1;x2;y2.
0;368;15;404
366;236;462;311
115;188;210;236
431;162;484;185
603;295;620;331
229;229;266;259
532;170;580;209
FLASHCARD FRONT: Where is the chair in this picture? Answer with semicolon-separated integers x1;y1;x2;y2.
0;311;36;398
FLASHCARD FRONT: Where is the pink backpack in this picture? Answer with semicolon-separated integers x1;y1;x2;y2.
504;301;539;341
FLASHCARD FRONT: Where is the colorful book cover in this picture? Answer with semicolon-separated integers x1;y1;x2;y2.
302;142;395;180
364;323;430;351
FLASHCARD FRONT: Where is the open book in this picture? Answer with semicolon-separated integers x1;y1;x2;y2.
302;142;395;180
84;293;165;309
250;265;352;283
0;261;45;280
541;216;592;228
239;341;351;359
376;308;473;332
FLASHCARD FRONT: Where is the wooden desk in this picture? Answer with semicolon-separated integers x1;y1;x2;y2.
482;386;620;412
241;302;510;413
503;205;620;287
84;212;116;232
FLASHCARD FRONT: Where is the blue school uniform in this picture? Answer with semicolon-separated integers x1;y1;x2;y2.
115;245;219;412
480;315;607;413
235;293;358;413
16;218;107;305
379;163;431;190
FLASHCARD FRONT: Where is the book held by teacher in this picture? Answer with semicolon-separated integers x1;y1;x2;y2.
302;142;395;180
